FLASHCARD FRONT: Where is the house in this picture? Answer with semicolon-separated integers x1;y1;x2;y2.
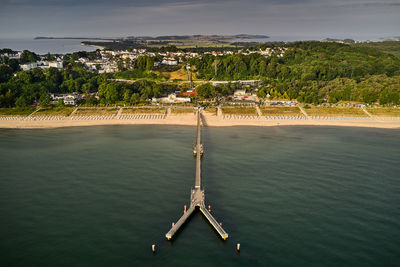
49;61;63;69
152;93;191;103
234;90;246;97
268;101;297;107
161;58;178;66
182;91;197;97
63;95;77;105
50;93;79;105
1;51;22;59
20;62;38;71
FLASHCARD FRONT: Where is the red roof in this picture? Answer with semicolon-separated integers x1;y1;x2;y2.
183;91;197;97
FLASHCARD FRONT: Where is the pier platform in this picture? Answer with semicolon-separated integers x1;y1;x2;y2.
165;109;229;241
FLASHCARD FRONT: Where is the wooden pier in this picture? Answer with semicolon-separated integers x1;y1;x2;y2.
165;108;228;241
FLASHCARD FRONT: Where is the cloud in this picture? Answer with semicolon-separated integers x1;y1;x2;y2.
0;0;399;39
336;1;400;8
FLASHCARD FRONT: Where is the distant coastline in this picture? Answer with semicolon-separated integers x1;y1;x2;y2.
34;34;269;41
80;42;106;50
35;37;115;41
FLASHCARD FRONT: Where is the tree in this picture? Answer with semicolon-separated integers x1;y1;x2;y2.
0;65;13;83
57;99;64;107
85;95;98;106
8;59;20;72
123;90;131;104
39;92;51;106
130;93;140;105
196;83;215;99
20;50;38;63
15;96;27;107
99;82;119;104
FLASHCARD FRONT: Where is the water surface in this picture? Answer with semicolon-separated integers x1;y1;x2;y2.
0;126;399;266
0;38;99;54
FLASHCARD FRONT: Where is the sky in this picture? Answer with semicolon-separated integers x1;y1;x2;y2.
0;0;399;40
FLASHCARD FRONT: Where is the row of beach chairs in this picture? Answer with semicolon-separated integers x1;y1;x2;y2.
265;115;307;120
376;117;400;121
223;115;260;120
309;116;372;120
221;115;400;121
0;116;24;120
26;116;65;121
71;115;115;120
119;115;166;120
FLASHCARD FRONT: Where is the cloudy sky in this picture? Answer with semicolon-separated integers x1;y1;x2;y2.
0;0;399;40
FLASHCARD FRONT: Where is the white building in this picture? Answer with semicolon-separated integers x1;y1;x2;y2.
161;58;178;66
234;90;246;97
20;62;38;71
0;51;22;59
63;95;77;105
50;93;79;105
48;61;63;69
152;93;191;103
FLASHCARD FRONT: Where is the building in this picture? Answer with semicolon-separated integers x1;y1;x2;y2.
211;80;260;87
267;101;297;107
233;90;246;97
152;93;191;103
20;62;38;71
182;91;197;97
63;95;77;105
161;58;178;66
49;61;63;69
50;93;79;105
232;89;259;102
0;51;22;59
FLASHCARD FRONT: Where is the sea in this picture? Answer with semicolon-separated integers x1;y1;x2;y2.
0;125;399;266
0;38;100;54
0;35;384;55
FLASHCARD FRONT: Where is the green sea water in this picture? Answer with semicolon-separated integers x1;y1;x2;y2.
0;125;399;266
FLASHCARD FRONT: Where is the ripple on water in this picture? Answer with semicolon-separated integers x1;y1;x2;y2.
0;126;399;266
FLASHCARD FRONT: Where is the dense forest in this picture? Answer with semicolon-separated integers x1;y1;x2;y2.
0;65;175;107
353;41;400;58
189;42;400;104
1;42;400;107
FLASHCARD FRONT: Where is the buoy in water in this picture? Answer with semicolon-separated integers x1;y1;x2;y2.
152;244;156;253
236;243;240;252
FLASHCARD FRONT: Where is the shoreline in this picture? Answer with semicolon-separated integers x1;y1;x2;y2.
80;42;105;50
1;114;400;129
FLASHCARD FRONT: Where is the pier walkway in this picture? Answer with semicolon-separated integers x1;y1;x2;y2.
165;108;228;241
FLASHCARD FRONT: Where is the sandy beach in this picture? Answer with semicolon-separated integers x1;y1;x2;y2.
1;113;400;129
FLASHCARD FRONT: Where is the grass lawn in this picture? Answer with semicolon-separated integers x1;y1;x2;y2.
204;107;217;115
73;108;119;116
0;107;36;116
33;107;75;117
122;108;166;114
305;107;367;116
221;107;257;115
154;68;188;81
261;107;302;116
171;107;195;114
366;108;400;117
